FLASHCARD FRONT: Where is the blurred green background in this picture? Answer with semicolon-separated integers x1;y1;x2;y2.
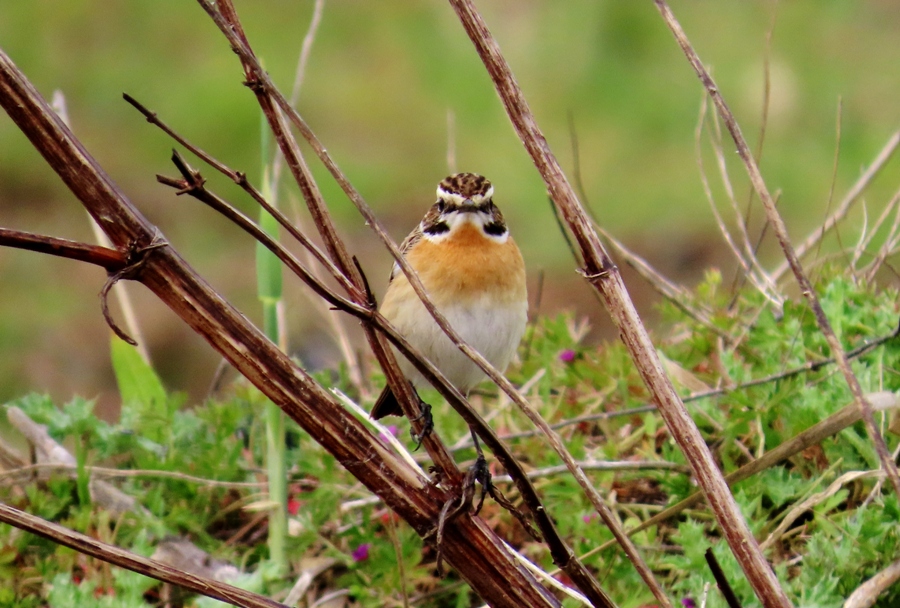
2;1;900;413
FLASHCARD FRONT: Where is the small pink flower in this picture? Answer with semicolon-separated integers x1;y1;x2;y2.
379;425;399;444
351;543;371;562
559;349;576;363
287;497;301;516
681;599;696;608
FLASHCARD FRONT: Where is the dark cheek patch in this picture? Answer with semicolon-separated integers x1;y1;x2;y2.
483;222;507;236
424;221;450;236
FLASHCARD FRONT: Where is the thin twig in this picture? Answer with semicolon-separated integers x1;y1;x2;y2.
851;190;899;270
270;0;324;192
450;0;793;604
817;98;846;274
597;225;733;343
705;548;742;608
0;463;272;490
123;94;360;301
698;99;781;307
770;130;900;282
655;0;900;507
491;460;690;483
580;391;900;563
196;4;608;603
127;93;369;395
0;503;287;608
863;188;900;282
0;47;561;607
709;104;768;286
0;228;125;270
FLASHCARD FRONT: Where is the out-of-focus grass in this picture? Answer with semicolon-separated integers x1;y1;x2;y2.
1;1;900;406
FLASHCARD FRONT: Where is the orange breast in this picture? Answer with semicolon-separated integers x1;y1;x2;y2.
406;223;526;305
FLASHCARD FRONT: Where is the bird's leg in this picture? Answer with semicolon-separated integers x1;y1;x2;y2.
427;448;479;576
467;427;491;516
409;389;434;451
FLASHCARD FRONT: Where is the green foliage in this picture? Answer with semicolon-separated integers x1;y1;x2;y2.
3;273;900;605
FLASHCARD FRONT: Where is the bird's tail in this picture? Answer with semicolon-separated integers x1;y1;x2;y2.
370;385;403;419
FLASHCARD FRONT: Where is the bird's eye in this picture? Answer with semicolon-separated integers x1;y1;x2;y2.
437;200;445;213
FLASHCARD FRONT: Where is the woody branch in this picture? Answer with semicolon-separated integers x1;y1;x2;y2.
196;2;617;604
0;47;561;608
447;0;792;606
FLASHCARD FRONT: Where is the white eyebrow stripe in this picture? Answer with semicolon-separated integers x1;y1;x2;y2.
436;185;494;206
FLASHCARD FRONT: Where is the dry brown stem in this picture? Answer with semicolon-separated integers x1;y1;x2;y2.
0;47;561;608
0;503;281;608
194;3;614;604
447;0;798;605
845;558;900;608
0;227;126;270
588;391;900;557
770;130;900;282
654;0;900;506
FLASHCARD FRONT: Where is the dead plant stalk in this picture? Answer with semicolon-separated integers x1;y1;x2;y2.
196;2;617;604
448;0;792;606
654;0;900;506
0;47;561;608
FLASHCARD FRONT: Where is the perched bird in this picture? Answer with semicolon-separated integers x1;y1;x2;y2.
371;173;528;423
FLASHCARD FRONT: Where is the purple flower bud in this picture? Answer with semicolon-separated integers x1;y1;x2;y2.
682;598;696;608
559;349;576;363
351;543;371;562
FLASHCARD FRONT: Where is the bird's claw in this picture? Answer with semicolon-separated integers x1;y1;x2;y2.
410;402;433;451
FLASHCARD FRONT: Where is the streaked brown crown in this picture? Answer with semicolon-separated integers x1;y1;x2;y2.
438;173;492;200
391;173;506;281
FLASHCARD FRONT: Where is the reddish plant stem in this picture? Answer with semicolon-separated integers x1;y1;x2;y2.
0;47;560;608
447;0;793;606
209;0;460;480
653;0;900;502
0;228;125;270
0;503;286;608
193;4;614;605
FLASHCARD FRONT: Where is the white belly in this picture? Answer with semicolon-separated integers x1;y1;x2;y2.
387;292;527;394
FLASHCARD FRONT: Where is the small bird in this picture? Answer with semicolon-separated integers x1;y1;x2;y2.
371;173;528;423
